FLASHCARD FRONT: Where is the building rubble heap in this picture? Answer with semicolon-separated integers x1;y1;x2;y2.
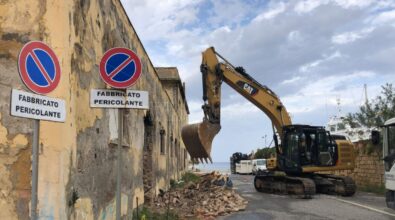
153;171;247;219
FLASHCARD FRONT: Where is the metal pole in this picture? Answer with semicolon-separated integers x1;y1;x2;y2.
116;109;123;220
31;119;39;220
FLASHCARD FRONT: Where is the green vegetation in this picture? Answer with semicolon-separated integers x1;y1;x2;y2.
254;147;276;159
181;171;200;183
132;207;179;220
343;83;395;128
170;171;200;189
358;184;386;195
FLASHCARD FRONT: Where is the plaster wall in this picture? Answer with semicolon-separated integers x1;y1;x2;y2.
0;0;189;219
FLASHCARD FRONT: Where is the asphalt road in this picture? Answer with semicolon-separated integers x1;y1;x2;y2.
218;175;395;220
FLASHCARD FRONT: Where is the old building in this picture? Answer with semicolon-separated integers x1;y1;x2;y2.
0;0;189;219
156;67;190;180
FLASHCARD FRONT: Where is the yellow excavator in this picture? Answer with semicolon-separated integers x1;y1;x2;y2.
182;47;356;197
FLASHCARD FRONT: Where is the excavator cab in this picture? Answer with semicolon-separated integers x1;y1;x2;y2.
279;125;338;174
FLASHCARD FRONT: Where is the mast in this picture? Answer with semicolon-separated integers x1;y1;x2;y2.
364;84;368;104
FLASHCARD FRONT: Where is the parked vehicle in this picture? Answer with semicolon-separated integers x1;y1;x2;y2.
252;159;267;175
230;152;249;174
236;160;253;174
373;117;395;209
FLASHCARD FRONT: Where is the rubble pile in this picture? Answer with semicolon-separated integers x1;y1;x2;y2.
153;171;247;219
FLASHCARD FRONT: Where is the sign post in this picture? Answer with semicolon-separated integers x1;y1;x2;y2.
116;108;123;220
95;47;147;220
14;41;64;220
31;119;39;220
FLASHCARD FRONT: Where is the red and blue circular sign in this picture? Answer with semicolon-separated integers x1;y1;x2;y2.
18;41;61;94
99;48;142;88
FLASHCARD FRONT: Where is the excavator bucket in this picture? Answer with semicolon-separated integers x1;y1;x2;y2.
181;120;221;163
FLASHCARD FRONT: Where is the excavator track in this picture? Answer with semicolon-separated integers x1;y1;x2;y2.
314;174;356;197
254;173;316;199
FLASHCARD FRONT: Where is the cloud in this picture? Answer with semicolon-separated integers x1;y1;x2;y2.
294;0;375;14
121;0;395;161
281;71;379;114
331;27;375;44
222;102;260;117
254;2;287;21
187;100;204;123
299;51;342;72
281;76;302;85
294;0;325;13
121;0;202;42
371;9;395;25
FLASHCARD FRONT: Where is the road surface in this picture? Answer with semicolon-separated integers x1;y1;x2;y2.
219;175;395;220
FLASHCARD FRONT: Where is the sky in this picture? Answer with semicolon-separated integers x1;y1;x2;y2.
121;0;395;162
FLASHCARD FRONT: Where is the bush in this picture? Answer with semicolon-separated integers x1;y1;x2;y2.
169;172;200;189
181;171;200;184
170;179;177;188
133;207;179;220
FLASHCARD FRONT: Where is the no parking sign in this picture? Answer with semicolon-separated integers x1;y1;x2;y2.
91;47;148;109
18;41;61;94
99;47;142;88
11;41;66;122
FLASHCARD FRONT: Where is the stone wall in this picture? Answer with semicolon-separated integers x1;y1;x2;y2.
0;0;189;219
329;141;384;188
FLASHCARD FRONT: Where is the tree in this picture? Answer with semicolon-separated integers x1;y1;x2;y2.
344;83;395;128
254;147;276;159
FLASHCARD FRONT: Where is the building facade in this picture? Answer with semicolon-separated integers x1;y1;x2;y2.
0;0;189;219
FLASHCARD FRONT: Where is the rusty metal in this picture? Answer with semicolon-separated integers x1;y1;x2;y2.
181;120;220;163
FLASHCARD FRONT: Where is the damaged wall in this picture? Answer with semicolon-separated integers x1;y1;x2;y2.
156;67;190;182
0;0;189;219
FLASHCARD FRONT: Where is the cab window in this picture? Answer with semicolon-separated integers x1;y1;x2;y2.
257;160;265;165
388;125;395;155
285;132;299;156
317;131;330;152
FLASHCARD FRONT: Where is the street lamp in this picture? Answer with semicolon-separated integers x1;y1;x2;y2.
262;134;267;147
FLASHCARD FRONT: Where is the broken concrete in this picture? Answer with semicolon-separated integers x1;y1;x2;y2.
152;172;247;219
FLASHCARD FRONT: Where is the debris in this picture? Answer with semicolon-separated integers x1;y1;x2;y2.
152;171;247;219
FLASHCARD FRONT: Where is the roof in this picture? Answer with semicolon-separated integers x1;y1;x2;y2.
156;67;181;81
385;118;395;126
283;124;326;130
155;67;190;114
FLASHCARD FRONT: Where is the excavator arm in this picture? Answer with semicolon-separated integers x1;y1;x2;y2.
183;47;356;197
182;47;291;162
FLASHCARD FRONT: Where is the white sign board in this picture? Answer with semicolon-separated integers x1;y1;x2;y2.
11;89;66;122
90;89;149;109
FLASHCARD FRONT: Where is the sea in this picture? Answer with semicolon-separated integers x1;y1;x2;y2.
194;162;230;174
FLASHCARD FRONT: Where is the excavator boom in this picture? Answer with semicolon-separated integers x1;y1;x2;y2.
182;47;291;162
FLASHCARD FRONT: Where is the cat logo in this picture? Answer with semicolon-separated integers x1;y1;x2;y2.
236;81;258;96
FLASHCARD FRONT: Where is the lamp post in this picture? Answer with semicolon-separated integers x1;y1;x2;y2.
262;134;267;147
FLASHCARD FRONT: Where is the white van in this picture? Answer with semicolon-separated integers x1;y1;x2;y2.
236;160;253;174
252;159;267;175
